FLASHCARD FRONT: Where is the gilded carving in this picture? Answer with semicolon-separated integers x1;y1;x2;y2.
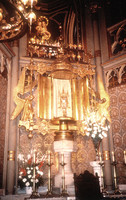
36;16;51;42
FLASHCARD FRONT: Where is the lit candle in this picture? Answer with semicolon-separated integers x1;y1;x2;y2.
77;54;81;61
124;151;126;164
112;151;115;162
72;54;76;60
78;44;82;50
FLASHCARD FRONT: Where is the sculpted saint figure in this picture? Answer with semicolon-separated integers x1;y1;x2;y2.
36;17;51;42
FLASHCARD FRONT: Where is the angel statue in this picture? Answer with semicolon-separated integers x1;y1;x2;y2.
20;94;34;122
11;67;36;127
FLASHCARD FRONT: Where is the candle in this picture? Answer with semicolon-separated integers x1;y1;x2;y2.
77;54;81;61
99;152;102;162
61;153;64;165
112;151;115;162
78;44;82;50
124;151;126;164
33;150;36;163
48;151;51;165
33;150;36;192
47;151;51;193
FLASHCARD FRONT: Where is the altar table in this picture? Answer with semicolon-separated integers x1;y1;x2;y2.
0;195;76;200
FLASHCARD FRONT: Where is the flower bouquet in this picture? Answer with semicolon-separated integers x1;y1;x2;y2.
18;153;45;190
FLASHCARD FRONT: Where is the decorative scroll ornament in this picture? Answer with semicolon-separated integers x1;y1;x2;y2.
24;54;96;79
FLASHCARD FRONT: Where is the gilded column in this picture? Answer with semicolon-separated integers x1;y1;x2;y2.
6;40;19;194
90;4;113;190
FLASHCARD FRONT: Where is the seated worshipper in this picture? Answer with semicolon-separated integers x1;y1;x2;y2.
74;170;102;200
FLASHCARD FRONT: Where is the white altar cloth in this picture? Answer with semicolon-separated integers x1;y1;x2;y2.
0;194;76;200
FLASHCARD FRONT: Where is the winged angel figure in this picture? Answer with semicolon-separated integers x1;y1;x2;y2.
11;68;36;123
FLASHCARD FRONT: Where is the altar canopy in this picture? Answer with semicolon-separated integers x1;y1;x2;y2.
38;75;90;121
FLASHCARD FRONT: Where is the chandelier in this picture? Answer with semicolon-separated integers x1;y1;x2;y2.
0;0;38;42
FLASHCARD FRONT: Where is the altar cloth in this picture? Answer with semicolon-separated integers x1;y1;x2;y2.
0;194;76;200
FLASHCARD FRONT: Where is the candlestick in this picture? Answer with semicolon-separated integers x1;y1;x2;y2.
48;165;51;191
124;151;126;164
33;150;36;193
60;153;68;197
30;150;40;198
113;165;117;189
33;151;36;163
46;151;52;197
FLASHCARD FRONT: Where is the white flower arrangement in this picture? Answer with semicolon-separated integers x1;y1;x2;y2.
18;153;46;189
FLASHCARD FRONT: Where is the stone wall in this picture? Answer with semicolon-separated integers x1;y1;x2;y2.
0;74;7;188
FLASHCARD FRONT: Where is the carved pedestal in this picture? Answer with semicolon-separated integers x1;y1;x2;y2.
54;140;75;195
